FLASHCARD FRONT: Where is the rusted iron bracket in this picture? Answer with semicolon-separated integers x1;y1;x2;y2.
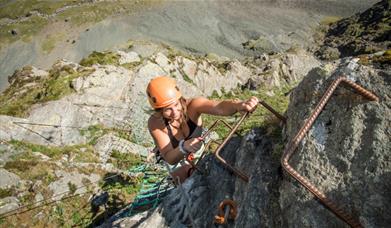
214;199;238;225
281;76;379;228
192;99;287;182
259;100;287;123
213;113;251;182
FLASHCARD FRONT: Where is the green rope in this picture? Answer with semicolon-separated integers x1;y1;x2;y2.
118;163;173;217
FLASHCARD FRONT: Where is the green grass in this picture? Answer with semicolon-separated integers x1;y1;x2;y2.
41;33;65;54
0;15;47;49
109;150;143;170
203;83;293;138
79;51;120;67
79;124;133;146
7;140;99;163
0;67;94;117
359;49;391;66
79;124;109;145
56;2;124;26
320;16;342;26
0;0;160;51
202;83;293;162
0;0;71;19
0;188;14;198
182;73;194;84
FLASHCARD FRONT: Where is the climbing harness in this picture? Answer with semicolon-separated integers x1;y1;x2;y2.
281;76;379;228
214;199;238;226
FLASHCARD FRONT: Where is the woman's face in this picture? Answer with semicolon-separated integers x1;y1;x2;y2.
161;100;182;121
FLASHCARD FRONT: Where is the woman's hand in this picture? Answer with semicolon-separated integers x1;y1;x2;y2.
183;137;204;153
238;96;259;113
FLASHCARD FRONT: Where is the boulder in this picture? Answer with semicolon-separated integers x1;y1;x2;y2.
0;168;21;189
281;58;390;227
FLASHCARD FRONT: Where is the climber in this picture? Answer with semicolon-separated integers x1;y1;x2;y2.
146;76;258;184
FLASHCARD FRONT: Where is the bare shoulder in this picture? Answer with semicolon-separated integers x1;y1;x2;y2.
148;114;164;131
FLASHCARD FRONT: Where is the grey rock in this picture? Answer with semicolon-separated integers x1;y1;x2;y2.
48;170;100;200
117;51;140;64
8;66;48;85
281;59;390;227
248;48;320;89
0;168;21;189
0;197;20;215
34;192;44;203
94;133;149;163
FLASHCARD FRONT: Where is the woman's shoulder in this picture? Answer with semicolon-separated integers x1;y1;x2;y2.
148;114;164;130
188;96;209;106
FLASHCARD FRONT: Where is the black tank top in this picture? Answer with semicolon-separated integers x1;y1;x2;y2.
164;118;199;148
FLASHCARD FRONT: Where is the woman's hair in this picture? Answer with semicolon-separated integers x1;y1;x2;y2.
154;97;189;123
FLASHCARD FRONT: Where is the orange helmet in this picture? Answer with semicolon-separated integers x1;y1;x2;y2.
146;76;182;109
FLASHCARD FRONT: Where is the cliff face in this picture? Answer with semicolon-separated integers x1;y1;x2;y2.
0;41;318;227
281;59;390;227
317;0;391;60
106;58;390;228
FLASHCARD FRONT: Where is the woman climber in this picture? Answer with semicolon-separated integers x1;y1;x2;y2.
146;76;258;184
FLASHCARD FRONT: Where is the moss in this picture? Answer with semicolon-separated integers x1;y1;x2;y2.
67;182;77;195
121;61;143;70
8;140;99;164
203;83;292;138
4;160;39;172
0;188;14;198
80;124;132;145
0;0;71;19
0;67;94;117
358;49;391;66
41;33;65;54
56;1;160;26
319;16;342;26
4;158;56;185
80;124;107;145
0;1;161;51
0;15;47;50
73;146;99;163
79;51;120;67
109;150;142;170
101;173;142;204
56;2;125;26
182;73;194;84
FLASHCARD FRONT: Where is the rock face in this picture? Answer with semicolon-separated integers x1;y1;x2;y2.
102;129;283;227
280;59;390;227
317;0;391;59
0;168;21;189
105;58;390;227
0;42;318;147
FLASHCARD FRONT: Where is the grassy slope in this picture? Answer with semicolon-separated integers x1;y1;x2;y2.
0;0;159;51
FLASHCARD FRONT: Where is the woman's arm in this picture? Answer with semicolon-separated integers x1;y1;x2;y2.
189;96;259;117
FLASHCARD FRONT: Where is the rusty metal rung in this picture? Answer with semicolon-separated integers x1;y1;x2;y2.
192;98;287;182
258;100;287;123
281;76;379;228
213;113;250;182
